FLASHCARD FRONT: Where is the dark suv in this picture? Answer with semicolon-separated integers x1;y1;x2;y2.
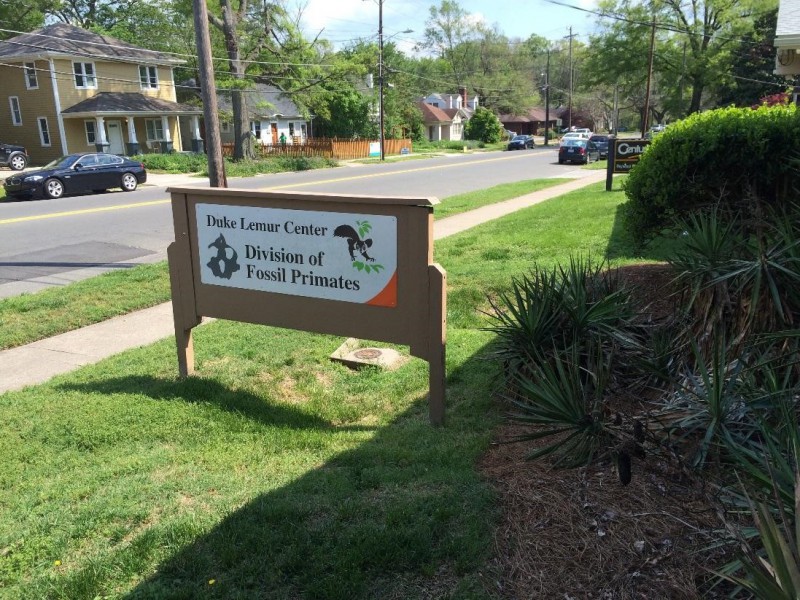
0;143;28;170
588;134;609;159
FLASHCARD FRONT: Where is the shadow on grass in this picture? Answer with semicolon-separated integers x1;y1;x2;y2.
604;199;675;262
59;374;332;431
55;341;500;600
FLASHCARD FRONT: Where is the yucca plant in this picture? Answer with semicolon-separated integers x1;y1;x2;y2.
485;256;640;378
668;208;743;351
652;337;761;469
507;342;614;468
484;267;564;371
715;405;800;598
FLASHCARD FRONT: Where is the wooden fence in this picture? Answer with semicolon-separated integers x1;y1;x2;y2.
221;138;413;160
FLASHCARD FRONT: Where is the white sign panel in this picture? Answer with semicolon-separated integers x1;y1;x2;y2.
196;204;398;306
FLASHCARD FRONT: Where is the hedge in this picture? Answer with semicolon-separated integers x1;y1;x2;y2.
623;104;800;245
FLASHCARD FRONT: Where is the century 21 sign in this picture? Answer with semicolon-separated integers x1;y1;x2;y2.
611;139;650;173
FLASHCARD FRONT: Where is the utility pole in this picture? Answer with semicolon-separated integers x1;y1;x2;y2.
378;0;385;161
193;0;226;187
641;14;656;137
565;27;577;130
544;48;551;146
613;84;618;135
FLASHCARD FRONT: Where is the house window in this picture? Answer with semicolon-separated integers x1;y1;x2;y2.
301;123;307;138
73;62;97;88
9;96;22;125
84;120;97;145
251;120;262;138
145;118;164;140
24;62;38;89
37;117;51;146
139;65;158;90
288;122;295;137
221;121;230;133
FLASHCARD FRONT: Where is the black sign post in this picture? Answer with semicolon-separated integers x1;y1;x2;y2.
605;137;650;191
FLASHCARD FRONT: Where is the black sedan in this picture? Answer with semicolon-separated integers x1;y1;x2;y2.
507;135;534;150
558;139;600;164
0;142;28;170
589;134;609;159
3;153;147;200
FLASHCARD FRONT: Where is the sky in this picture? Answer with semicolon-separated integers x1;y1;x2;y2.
296;0;599;54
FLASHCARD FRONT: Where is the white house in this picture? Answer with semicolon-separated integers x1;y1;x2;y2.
416;101;466;142
218;83;309;145
775;0;800;102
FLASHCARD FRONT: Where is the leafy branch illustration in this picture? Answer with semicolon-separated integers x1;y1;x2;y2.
356;220;372;239
352;261;384;274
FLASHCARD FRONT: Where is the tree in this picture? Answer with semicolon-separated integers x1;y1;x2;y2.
587;0;777;118
0;0;52;37
422;0;481;89
716;8;798;107
464;107;502;143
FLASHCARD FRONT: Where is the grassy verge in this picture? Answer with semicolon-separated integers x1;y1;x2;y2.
434;178;569;219
1;181;664;598
0;263;171;350
0;178;572;351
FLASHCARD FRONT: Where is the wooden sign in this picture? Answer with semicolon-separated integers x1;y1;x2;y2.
167;187;447;425
606;137;651;190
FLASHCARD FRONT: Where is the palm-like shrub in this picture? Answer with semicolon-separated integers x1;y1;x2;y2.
668;204;800;360
485;257;639;373
716;406;800;597
486;257;643;469
507;343;614;468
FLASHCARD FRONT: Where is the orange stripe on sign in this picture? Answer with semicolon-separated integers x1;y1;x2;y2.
367;272;397;307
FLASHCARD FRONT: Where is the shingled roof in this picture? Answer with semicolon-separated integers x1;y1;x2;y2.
217;83;305;118
0;23;183;65
416;101;454;123
62;92;201;115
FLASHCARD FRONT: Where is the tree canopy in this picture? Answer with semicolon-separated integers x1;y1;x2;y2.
10;0;789;143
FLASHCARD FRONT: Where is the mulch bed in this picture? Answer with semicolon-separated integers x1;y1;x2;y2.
478;263;739;599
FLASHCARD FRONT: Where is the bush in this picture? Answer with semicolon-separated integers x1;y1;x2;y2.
135;152;208;173
134;153;337;177
464;107;503;144
414;139;484;152
623;104;800;246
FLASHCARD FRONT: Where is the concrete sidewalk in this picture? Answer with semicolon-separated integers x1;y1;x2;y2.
0;170;606;394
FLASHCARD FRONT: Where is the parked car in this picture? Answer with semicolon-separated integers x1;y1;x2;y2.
507;135;534;150
559;131;591;146
589;134;609;159
0;142;28;171
558;139;600;164
645;124;667;140
3;153;147;200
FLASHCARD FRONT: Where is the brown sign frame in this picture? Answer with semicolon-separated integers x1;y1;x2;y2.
605;137;651;190
167;187;447;425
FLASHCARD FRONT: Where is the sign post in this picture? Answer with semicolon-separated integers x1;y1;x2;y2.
167;187;447;425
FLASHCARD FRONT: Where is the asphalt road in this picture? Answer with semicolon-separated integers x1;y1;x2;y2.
0;146;584;298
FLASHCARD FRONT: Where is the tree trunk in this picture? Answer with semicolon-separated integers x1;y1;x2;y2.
217;0;248;161
688;80;704;114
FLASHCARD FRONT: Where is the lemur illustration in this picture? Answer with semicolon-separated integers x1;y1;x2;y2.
334;224;375;262
207;233;240;279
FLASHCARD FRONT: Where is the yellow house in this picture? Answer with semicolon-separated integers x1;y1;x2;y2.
0;23;203;165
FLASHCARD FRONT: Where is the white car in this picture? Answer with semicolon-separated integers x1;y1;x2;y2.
559;131;591;146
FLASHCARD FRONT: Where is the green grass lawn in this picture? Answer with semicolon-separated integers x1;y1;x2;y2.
0;178;569;351
0;181;674;598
